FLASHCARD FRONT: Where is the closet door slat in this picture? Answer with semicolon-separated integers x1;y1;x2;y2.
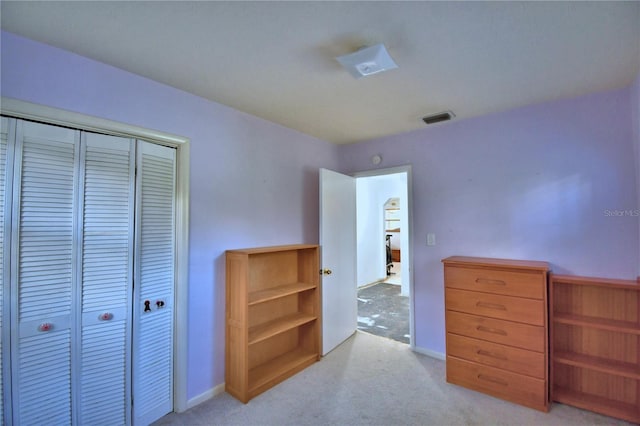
18;129;76;322
78;133;134;426
0;116;11;426
11;120;79;426
133;141;176;426
18;330;72;425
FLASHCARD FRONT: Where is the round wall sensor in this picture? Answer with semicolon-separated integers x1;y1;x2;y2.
371;154;382;165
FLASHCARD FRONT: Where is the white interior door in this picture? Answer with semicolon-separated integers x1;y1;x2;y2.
319;168;357;355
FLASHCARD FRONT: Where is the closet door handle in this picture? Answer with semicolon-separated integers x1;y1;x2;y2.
476;325;507;336
99;312;114;321
38;323;53;332
475;278;506;286
476;301;506;311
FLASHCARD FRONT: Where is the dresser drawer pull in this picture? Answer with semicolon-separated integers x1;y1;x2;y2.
475;278;506;286
477;374;508;386
475;301;506;311
477;349;507;360
476;325;507;336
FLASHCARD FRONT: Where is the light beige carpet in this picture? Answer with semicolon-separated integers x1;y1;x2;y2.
154;331;632;426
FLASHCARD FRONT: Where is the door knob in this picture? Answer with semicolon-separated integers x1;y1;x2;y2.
38;323;53;332
99;312;114;321
320;268;332;275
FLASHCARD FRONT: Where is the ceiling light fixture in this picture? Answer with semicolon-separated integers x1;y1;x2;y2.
335;44;398;79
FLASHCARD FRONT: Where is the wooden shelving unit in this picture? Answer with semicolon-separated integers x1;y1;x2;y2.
225;244;320;403
550;274;640;423
384;199;400;232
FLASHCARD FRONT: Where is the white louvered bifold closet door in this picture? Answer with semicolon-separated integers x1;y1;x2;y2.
0;116;14;425
10;121;80;425
133;141;176;426
78;133;135;425
2;119;176;426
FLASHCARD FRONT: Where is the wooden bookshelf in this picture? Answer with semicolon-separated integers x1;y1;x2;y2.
248;282;317;305
554;351;640;379
550;274;640;423
553;313;640;334
248;313;316;345
226;244;320;403
248;347;318;396
553;387;639;423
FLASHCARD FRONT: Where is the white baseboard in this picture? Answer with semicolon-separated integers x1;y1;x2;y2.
412;345;446;361
183;382;226;411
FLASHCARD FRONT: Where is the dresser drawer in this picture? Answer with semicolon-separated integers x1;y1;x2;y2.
446;310;544;352
446;288;544;326
444;265;544;299
447;333;545;379
447;356;547;411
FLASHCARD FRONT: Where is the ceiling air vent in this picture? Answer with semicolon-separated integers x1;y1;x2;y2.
422;111;455;125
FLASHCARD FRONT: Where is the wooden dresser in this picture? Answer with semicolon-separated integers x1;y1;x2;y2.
442;256;550;411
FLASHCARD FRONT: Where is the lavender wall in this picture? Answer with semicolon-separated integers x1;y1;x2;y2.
1;31;339;399
338;87;639;354
632;73;640;276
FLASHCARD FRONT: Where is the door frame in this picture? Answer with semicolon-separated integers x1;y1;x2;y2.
1;97;190;414
352;165;415;349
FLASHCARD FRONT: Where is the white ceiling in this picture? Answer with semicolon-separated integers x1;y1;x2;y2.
2;1;639;144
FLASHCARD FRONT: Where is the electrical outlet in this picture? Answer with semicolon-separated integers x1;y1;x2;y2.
427;233;436;246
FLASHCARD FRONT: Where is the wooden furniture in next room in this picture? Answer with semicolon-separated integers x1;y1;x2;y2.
442;256;550;412
225;244;321;403
391;249;401;263
550;274;640;423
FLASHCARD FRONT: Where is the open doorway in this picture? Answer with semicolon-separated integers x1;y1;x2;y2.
354;168;411;345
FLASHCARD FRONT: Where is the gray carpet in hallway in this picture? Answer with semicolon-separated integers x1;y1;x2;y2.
153;332;631;426
357;282;410;344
